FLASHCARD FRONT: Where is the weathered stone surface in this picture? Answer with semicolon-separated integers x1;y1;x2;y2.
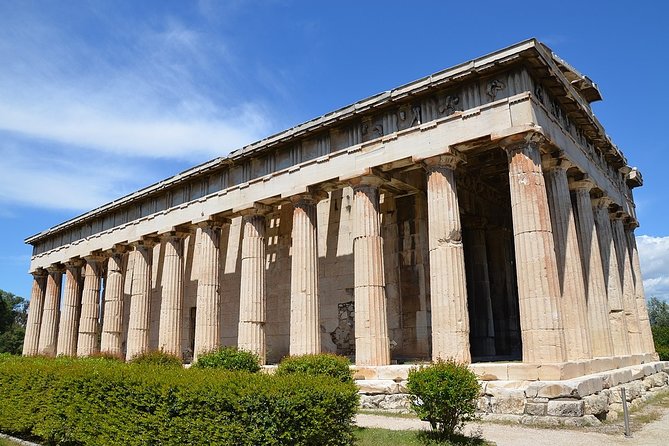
524;402;547;416
491;389;526;415
547;399;584;417
583;394;609;415
357;379;399;395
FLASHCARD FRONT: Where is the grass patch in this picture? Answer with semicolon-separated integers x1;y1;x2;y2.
0;436;24;446
354;427;491;445
358;409;419;419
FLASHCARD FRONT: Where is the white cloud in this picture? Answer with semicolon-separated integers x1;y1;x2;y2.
0;3;283;212
637;235;669;301
0;10;272;160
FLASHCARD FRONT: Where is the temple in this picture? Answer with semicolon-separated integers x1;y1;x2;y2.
22;39;657;380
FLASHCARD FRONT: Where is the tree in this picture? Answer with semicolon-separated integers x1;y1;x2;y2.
648;297;669;327
0;289;28;355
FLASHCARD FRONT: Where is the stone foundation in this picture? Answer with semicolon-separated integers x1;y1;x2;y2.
356;359;669;421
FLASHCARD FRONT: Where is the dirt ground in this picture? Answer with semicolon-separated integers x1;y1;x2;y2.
356;391;669;445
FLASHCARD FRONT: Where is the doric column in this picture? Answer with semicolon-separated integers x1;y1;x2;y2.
351;176;390;366
592;198;630;356
544;161;592;360
37;265;64;357
56;259;83;356
22;269;48;356
77;255;105;356
612;216;643;354
502;134;565;363
126;240;156;360
238;206;270;364
100;246;128;356
289;193;322;356
571;182;614;357
193;219;226;360
464;221;495;358
626;224;656;354
158;232;186;359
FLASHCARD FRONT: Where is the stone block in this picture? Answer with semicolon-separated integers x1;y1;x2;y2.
356;379;399;394
506;364;539;381
587;357;616;375
583;394;609;416
491;389;526;415
373;365;413;381
360;394;386;409
642;377;654;390
524;402;547;416
547;399;584;417
471;363;509;381
608;369;633;386
485;380;528;397
378;394;411;411
630;366;645;380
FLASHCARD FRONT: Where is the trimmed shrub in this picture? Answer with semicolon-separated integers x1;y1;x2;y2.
129;350;183;367
192;346;260;372
0;355;358;445
276;353;353;383
407;358;481;438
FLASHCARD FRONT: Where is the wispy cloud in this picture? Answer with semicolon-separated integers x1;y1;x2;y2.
637;235;669;301
0;2;280;211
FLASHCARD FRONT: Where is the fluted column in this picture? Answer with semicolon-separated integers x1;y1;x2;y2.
126;240;156;360
464;222;495;358
290;194;322;356
571;182;614;357
100;246;128;356
56;259;83;356
158;232;186;359
37;265;64;357
22;269;48;356
626;224;656;354
351;177;390;366
612;217;643;354
544;162;592;360
194;220;226;360
238;207;269;364
593;198;630;355
502;135;565;363
77;255;105;356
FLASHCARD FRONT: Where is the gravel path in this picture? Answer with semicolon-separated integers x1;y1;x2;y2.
356;409;669;445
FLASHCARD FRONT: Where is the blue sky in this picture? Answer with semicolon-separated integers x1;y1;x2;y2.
0;0;668;301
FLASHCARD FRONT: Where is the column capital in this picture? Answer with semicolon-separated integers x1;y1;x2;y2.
421;151;466;171
130;237;159;250
238;202;273;217
498;130;549;154
31;267;48;278
103;243;130;256
46;264;65;274
568;177;594;192
63;258;85;269
83;253;108;265
591;196;613;210
289;189;328;207
541;151;574;172
347;174;385;190
193;216;231;229
624;218;639;231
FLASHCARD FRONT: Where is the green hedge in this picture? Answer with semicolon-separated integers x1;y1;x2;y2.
276;354;352;383
192;346;261;372
0;356;358;445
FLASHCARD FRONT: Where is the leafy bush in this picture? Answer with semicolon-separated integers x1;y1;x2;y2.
276;353;353;383
192;346;260;372
407;358;481;438
129;350;183;367
0;355;358;445
652;326;669;360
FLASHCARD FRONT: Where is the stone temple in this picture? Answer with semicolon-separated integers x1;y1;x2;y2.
22;39;668;417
